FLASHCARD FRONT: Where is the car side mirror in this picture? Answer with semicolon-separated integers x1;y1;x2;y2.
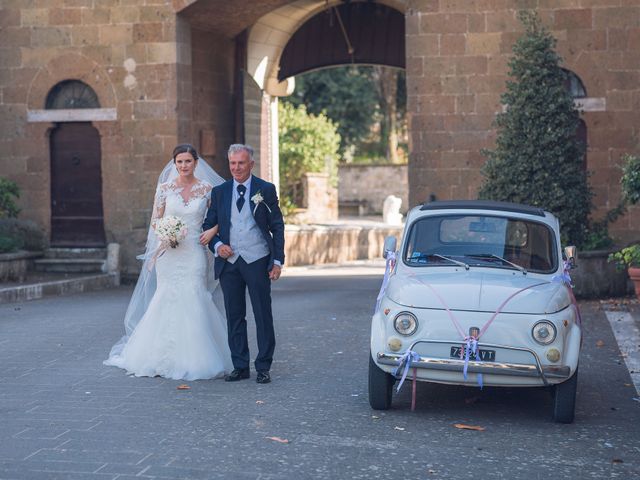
383;236;397;259
564;245;577;269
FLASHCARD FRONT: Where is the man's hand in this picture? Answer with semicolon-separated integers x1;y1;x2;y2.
217;244;234;259
269;264;282;281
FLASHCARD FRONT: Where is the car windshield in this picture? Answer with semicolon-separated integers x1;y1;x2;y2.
404;214;558;273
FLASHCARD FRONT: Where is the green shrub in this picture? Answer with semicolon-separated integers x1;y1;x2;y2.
278;101;341;209
278;196;298;219
608;244;640;269
478;11;592;247
621;154;640;206
0;177;20;219
0;218;47;252
0;235;21;254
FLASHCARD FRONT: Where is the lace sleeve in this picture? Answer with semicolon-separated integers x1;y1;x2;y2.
204;182;213;208
151;183;168;228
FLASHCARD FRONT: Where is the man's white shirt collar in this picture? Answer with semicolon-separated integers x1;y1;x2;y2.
233;176;252;192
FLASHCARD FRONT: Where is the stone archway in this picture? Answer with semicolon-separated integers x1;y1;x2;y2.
27;53;116;112
246;0;407;192
246;0;406;96
175;0;407;189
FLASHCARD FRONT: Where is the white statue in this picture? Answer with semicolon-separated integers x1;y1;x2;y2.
383;195;403;225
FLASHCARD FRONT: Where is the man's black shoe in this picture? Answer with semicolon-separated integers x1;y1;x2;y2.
256;371;271;384
225;368;250;382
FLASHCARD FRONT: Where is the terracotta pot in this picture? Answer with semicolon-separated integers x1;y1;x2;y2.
628;266;640;297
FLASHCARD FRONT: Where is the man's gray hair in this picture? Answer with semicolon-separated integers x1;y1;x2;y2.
228;144;254;160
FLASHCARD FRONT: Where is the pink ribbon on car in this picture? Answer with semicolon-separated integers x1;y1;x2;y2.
409;275;548;389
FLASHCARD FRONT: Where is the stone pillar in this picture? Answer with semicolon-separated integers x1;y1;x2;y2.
301;172;338;223
270;96;280;193
243;71;262;173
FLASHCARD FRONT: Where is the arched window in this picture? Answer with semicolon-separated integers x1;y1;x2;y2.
563;69;587;99
563;69;587;169
45;80;100;109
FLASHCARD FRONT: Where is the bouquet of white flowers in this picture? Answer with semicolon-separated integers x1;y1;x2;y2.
155;215;187;248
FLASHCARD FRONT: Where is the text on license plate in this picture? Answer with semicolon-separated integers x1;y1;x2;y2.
450;346;496;362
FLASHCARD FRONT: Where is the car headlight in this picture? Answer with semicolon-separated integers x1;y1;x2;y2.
394;312;418;336
532;320;557;345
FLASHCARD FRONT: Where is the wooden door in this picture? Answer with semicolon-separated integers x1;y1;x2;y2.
50;122;106;247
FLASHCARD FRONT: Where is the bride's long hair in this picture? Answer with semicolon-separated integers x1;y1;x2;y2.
107;144;226;359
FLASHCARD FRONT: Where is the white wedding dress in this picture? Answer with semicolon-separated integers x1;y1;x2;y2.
104;180;232;380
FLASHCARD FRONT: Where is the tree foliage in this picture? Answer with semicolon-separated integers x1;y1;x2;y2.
621;154;640;206
284;66;406;162
278;101;341;207
478;11;592;247
0;177;20;219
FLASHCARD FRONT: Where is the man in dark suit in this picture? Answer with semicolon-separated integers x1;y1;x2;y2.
203;144;285;384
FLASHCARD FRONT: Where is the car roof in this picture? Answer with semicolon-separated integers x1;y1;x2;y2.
419;200;547;217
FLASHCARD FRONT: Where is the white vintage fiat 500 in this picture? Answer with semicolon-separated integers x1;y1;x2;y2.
369;200;582;423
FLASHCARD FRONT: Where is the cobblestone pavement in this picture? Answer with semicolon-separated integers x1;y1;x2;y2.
0;267;639;479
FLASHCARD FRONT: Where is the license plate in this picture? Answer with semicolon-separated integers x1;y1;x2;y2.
450;346;496;362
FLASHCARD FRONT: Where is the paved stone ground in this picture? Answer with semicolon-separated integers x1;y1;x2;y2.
0;266;639;479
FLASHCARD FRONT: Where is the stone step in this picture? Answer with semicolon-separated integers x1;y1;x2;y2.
44;248;107;259
33;258;106;274
0;273;120;304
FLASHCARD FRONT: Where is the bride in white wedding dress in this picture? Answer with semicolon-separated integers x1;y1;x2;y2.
104;144;232;380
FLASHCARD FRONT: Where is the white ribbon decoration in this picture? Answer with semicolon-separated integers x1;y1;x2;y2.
374;251;396;314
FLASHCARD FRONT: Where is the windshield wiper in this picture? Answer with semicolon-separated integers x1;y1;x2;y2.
466;253;527;275
411;253;469;270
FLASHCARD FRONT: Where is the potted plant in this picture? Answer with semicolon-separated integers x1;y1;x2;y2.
609;244;640;297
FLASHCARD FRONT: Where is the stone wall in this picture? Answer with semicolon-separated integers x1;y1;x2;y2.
405;0;640;242
571;249;632;299
2;0;639;276
338;164;409;215
189;27;235;176
284;223;402;266
0;3;245;276
0;2;187;275
287;172;338;224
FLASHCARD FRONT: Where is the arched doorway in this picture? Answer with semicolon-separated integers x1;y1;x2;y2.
175;0;407;189
278;2;405;80
563;69;588;170
47;80;106;247
272;2;407;218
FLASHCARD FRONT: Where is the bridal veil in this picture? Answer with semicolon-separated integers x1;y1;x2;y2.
107;156;225;359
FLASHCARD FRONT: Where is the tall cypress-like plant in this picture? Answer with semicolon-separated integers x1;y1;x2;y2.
478;11;592;246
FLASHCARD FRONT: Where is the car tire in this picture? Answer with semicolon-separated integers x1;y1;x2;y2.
368;352;395;410
552;366;578;424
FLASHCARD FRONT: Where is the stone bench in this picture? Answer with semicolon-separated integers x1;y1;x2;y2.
0;251;43;282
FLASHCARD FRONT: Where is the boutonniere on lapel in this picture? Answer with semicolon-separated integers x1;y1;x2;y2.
251;190;271;215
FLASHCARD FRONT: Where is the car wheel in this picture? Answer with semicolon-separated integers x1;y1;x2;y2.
368;352;395;410
552;366;578;423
